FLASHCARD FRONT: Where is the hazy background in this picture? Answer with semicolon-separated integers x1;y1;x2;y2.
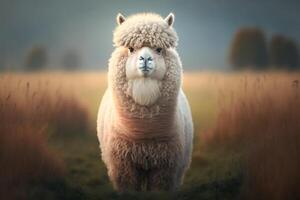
1;0;300;70
1;1;300;199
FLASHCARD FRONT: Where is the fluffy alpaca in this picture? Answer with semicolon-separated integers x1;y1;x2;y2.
97;12;193;191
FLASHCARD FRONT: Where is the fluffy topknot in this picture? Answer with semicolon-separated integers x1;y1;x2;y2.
113;13;178;49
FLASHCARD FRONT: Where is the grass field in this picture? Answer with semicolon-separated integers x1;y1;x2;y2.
1;71;299;200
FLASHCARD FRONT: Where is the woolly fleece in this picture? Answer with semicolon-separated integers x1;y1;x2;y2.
97;12;193;191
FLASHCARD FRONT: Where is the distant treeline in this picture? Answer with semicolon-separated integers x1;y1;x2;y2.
1;27;299;71
0;46;83;71
0;46;82;71
229;27;299;70
24;46;82;71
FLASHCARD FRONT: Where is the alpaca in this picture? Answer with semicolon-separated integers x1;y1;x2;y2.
97;12;193;191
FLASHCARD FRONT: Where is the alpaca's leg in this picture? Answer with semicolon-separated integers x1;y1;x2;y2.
146;167;178;191
108;161;142;191
175;165;186;188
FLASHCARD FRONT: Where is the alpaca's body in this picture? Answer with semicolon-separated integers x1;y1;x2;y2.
97;12;193;191
97;88;192;190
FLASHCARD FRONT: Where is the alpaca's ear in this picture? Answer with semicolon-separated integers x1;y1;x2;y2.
116;13;126;25
165;13;175;27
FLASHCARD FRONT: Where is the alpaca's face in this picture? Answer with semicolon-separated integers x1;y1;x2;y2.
125;46;166;81
125;46;166;106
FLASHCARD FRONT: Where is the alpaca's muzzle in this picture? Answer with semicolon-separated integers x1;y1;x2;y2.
137;47;155;76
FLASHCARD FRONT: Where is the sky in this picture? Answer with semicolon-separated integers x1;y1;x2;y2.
0;0;300;70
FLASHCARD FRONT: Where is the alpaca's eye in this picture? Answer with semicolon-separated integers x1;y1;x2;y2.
128;47;134;53
156;48;162;54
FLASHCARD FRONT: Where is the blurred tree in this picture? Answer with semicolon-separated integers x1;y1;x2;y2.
229;28;268;70
62;50;82;70
270;35;299;70
25;46;47;70
0;58;4;71
0;52;7;71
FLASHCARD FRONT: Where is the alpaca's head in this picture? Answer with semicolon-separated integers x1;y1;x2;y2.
111;13;180;106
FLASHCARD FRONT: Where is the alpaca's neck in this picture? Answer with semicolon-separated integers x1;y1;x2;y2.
113;90;178;141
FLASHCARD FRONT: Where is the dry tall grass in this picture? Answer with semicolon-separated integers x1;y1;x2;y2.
201;72;300;199
0;73;91;199
2;71;299;199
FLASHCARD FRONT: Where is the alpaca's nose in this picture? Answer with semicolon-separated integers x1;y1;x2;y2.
137;47;155;76
139;56;153;68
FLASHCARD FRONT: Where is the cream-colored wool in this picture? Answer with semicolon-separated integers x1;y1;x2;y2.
126;78;162;106
113;13;178;49
97;12;193;191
